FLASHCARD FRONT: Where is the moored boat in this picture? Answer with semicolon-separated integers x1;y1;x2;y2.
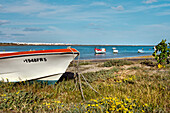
112;47;118;53
94;48;106;54
138;49;144;53
0;48;79;82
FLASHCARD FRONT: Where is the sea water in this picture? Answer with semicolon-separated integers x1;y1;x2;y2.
0;45;155;60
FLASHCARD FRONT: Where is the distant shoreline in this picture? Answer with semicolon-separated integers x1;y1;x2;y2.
0;42;155;46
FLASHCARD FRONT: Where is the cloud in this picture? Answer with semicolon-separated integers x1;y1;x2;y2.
23;27;45;32
111;5;124;11
1;0;54;14
157;10;170;16
0;20;10;25
37;5;80;17
11;34;25;36
115;3;170;14
90;2;107;6
143;0;157;4
0;31;6;36
84;23;102;30
1;0;80;16
0;4;2;8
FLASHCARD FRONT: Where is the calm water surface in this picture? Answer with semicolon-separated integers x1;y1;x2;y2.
0;45;154;60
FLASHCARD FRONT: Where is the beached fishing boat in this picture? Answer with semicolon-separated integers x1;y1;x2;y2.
94;48;106;54
0;48;79;82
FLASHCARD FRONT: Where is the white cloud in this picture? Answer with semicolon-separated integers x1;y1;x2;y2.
0;4;2;8
111;5;124;11
23;27;45;31
143;0;158;4
90;2;107;6
11;34;25;36
0;20;10;25
0;31;6;36
37;5;80;17
0;0;81;17
1;0;55;14
157;10;170;16
116;3;170;14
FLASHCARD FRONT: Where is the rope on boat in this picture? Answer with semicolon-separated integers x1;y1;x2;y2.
68;47;101;101
68;47;78;91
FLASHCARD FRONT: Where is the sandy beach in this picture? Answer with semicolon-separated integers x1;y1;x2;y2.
67;55;155;74
76;55;154;63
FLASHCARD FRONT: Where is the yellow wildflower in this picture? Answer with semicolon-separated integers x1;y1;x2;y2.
130;105;133;109
91;104;95;107
124;108;128;111
158;64;163;68
56;101;61;103
16;91;20;94
145;104;148;106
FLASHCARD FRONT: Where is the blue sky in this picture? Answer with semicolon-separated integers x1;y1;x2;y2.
0;0;170;45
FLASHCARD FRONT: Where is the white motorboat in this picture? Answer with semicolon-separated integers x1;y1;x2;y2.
0;48;79;82
138;49;144;53
94;48;106;54
112;47;118;53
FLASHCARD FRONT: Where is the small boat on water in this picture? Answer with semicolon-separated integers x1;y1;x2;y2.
112;47;118;53
138;49;144;53
94;48;106;54
0;48;79;82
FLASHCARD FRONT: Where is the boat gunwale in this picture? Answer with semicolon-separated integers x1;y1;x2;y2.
0;48;79;59
0;52;79;59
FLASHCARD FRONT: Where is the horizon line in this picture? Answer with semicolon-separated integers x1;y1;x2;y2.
0;42;155;46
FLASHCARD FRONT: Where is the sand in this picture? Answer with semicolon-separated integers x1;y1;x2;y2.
67;55;155;74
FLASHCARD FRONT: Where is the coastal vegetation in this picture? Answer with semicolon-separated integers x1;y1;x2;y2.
153;39;170;65
0;59;169;112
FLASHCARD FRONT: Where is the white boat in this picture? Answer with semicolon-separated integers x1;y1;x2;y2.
112;47;118;53
94;48;106;54
0;48;79;82
138;49;144;53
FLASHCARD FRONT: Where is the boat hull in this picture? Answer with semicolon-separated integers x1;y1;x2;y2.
138;50;144;53
113;50;118;53
95;50;106;54
95;48;106;54
0;49;79;82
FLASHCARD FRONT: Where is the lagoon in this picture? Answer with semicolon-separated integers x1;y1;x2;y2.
0;45;154;60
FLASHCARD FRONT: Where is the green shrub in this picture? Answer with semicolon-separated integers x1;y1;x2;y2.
153;39;170;65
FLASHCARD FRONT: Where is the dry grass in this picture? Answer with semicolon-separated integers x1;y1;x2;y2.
0;59;169;112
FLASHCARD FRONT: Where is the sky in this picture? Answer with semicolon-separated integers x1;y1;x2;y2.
0;0;170;45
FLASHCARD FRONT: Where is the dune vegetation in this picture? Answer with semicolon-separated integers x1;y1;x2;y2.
0;59;169;113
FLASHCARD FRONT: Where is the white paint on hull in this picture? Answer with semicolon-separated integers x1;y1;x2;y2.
0;53;78;82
